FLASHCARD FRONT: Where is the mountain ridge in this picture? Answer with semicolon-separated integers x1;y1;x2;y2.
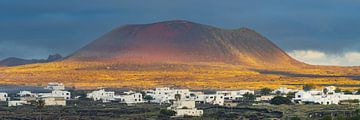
0;54;63;67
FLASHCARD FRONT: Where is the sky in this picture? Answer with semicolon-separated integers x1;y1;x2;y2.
0;0;360;66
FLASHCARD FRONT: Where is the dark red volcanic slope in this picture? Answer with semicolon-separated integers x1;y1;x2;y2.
68;20;303;68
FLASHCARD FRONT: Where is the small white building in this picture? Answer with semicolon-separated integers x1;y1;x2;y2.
8;100;28;107
18;91;34;97
45;82;65;90
146;87;192;104
0;92;9;101
193;94;216;104
87;89;115;102
214;90;255;106
293;88;360;105
272;87;298;94
114;91;144;104
38;90;71;100
168;98;203;117
41;97;66;106
256;95;276;102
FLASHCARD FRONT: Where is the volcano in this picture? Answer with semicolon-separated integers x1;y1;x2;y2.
68;20;303;68
2;20;360;89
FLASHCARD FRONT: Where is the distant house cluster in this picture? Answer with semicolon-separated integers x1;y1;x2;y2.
2;82;360;118
86;89;143;104
5;82;69;107
293;86;360;105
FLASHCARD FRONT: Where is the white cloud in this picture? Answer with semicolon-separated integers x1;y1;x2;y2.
287;50;360;66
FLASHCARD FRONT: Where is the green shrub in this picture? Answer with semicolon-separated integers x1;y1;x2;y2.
303;84;315;91
159;109;176;117
270;96;292;105
290;116;301;120
260;88;272;95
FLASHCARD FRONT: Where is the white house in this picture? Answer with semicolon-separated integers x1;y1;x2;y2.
114;91;143;104
38;90;71;100
41;97;66;106
146;87;192;104
216;90;255;100
293;88;360;105
45;82;65;90
168;97;203;117
0;92;9;101
18;91;34;97
214;90;255;106
87;89;115;102
272;87;298;94
256;95;276;102
192;93;216;104
293;90;324;103
8;100;28;107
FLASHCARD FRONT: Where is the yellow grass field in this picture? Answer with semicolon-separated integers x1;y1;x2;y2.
0;61;360;90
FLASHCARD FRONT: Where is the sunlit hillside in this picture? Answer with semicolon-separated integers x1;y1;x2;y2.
1;61;360;90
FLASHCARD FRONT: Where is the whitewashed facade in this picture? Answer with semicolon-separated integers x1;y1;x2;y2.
272;87;298;94
86;89;115;102
8;100;28;107
45;82;65;90
214;90;255;106
114;91;144;104
38;90;71;100
146;87;192;103
0;92;9;101
256;95;275;101
41;97;66;106
168;99;203;117
18;91;34;97
293;88;360;105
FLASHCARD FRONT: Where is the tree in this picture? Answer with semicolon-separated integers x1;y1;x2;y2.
303;84;315;91
270;96;292;105
140;91;146;98
242;93;256;102
354;109;360;115
321;115;332;120
291;116;301;120
335;88;342;93
260;88;272;95
144;95;153;103
159;109;176;117
286;92;296;99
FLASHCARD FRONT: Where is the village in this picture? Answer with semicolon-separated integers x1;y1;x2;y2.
1;83;360;119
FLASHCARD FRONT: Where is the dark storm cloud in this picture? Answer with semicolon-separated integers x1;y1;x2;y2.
0;0;359;59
